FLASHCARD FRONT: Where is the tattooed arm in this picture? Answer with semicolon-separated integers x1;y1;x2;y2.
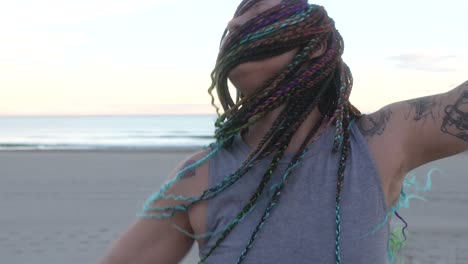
398;81;468;170
355;81;468;207
358;81;468;171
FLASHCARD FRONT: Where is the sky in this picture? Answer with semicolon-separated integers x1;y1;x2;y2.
0;0;467;115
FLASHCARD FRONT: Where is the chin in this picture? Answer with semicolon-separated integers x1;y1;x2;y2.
226;48;299;93
229;60;277;90
228;67;266;96
229;62;259;79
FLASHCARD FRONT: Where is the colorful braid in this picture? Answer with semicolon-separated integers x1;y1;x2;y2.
140;1;370;263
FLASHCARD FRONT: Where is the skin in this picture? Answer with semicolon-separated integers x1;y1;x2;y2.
98;0;468;263
357;82;468;207
227;0;327;155
226;0;286;95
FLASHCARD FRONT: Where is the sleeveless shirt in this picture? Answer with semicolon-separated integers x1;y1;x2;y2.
198;123;390;263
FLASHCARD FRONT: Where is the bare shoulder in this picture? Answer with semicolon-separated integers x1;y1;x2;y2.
98;149;213;264
166;149;212;242
356;106;394;141
147;148;213;236
168;149;211;196
356;103;409;149
178;149;211;178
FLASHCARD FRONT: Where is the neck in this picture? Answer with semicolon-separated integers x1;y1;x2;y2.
241;105;324;154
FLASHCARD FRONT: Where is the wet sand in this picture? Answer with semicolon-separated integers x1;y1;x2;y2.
0;150;466;263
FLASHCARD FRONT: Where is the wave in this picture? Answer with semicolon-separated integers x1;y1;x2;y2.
0;115;216;150
0;136;215;151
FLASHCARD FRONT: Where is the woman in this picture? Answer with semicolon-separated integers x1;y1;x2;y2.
99;0;468;263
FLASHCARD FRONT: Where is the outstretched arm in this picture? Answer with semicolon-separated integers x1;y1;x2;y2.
396;80;468;170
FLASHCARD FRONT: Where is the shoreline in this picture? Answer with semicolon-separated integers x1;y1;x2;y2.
2;148;466;154
0;146;204;154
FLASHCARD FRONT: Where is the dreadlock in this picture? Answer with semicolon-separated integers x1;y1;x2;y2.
204;3;359;262
138;0;406;263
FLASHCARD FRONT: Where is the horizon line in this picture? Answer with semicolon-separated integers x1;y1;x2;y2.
0;113;218;117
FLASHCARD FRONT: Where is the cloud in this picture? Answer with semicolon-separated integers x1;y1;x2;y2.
387;52;465;72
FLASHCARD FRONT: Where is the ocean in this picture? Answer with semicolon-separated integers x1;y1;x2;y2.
0;115;218;150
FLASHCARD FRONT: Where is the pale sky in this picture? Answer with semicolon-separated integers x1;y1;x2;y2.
0;0;466;115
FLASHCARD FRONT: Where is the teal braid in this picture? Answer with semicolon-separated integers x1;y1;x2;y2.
199;144;289;263
201;75;332;262
140;1;366;263
237;114;327;263
143;107;300;215
143;103;310;222
334;109;352;264
201;96;318;199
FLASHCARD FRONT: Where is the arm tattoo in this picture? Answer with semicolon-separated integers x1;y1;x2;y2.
357;108;392;140
441;90;468;142
404;96;440;124
179;159;197;179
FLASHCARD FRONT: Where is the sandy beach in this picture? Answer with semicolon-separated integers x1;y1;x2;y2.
0;149;467;264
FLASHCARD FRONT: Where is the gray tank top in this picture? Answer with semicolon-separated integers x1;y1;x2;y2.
199;123;390;263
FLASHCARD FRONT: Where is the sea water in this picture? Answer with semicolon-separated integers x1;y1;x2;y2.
0;115;217;150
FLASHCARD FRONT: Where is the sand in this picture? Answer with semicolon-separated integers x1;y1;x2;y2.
0;149;467;264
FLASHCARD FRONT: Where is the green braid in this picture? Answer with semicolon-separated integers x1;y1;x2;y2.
141;1;367;263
